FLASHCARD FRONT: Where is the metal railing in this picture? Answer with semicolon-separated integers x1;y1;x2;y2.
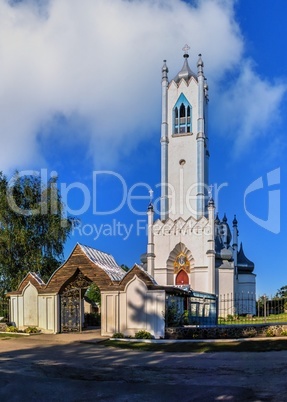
218;294;287;325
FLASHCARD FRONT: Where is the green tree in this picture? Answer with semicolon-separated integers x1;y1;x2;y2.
0;171;75;295
85;283;101;305
120;264;130;272
275;286;287;299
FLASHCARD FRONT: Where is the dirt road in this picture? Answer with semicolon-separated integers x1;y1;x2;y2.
0;332;286;401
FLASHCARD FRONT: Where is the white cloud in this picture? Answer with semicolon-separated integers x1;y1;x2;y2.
0;0;285;172
213;60;286;156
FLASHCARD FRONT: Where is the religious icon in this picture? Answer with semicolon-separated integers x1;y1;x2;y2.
177;254;186;266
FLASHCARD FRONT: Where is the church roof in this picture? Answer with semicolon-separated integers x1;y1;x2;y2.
237;243;255;274
79;243;126;281
172;53;197;83
29;272;46;286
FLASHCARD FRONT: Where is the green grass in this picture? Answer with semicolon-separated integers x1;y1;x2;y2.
103;339;287;353
0;333;23;339
218;312;287;325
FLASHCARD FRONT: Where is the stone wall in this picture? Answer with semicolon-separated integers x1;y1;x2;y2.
0;323;7;332
165;324;287;339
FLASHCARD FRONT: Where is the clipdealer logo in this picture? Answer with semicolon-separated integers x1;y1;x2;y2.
5;168;281;235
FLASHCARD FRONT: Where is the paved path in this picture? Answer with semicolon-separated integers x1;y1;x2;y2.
0;331;287;401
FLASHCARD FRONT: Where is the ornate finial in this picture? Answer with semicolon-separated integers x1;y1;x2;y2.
162;60;168;81
208;185;213;200
197;53;204;76
182;44;190;58
149;189;154;203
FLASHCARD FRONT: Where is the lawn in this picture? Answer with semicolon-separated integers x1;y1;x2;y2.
218;312;287;325
0;332;23;339
103;339;287;353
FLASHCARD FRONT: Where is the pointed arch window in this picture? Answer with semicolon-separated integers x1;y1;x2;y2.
173;93;192;135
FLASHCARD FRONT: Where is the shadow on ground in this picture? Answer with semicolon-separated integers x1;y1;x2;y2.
0;333;286;401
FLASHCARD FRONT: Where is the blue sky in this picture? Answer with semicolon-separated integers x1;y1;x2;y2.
0;0;286;296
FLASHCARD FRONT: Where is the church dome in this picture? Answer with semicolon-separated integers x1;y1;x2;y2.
237;243;255;274
172;46;197;83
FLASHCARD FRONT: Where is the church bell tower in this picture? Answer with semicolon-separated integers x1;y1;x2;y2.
147;46;215;292
161;45;209;221
145;46;255;308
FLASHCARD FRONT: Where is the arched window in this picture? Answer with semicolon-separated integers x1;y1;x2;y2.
173;93;192;135
174;107;179;133
187;105;191;132
180;103;185;118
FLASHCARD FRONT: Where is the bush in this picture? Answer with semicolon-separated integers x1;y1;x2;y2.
165;305;182;327
24;326;40;334
134;330;153;339
265;328;276;337
112;332;125;338
242;328;257;338
6;325;18;333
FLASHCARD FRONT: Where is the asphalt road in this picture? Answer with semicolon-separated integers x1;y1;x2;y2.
0;332;286;401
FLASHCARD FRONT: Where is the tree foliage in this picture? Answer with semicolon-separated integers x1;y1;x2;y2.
85;283;101;305
275;286;287;299
120;264;130;272
0;171;75;294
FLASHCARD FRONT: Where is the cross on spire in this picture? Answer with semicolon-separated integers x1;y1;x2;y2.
182;44;190;54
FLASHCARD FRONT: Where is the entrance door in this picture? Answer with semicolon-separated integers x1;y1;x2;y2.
176;269;189;285
60;270;92;332
60;288;81;332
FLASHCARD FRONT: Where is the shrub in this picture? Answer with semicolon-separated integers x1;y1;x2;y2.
279;329;287;336
24;326;40;334
242;328;257;338
265;328;276;337
112;332;125;338
182;310;190;325
134;330;153;339
6;325;18;333
165;305;182;327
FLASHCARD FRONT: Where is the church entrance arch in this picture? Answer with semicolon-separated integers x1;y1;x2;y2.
60;270;92;332
176;270;189;285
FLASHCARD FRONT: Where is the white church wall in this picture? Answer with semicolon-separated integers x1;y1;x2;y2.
126;276;147;331
153;217;212;292
190;267;209;293
167;79;200;221
10;296;20;327
168;78;198;135
145;291;165;339
101;276;165;339
38;295;57;333
216;268;235;317
216;268;234;297
9;286;58;333
101;292;118;336
23;283;38;327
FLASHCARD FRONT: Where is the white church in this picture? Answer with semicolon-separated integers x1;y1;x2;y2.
144;45;256;303
8;47;256;338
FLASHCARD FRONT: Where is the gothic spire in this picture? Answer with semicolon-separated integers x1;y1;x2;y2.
173;44;197;83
